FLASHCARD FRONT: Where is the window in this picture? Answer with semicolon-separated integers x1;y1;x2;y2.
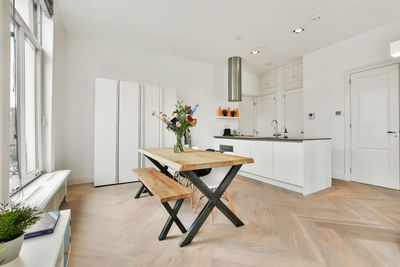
9;0;42;194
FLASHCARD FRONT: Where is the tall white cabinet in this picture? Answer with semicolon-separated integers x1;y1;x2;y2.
94;78;176;186
94;79;119;186
119;81;141;183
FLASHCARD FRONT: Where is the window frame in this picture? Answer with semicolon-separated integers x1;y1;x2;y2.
9;2;43;195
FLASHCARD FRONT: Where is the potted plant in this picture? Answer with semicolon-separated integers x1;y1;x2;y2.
231;110;236;117
222;109;228;116
153;101;198;153
0;203;39;265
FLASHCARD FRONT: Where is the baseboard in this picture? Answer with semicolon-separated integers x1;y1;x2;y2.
332;173;349;181
238;171;303;194
68;177;93;185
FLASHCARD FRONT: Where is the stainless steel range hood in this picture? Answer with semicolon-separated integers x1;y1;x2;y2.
228;56;242;102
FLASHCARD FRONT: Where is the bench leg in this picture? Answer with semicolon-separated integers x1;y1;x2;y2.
134;183;153;199
158;199;186;241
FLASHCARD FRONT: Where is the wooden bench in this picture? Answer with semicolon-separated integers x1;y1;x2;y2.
132;168;193;240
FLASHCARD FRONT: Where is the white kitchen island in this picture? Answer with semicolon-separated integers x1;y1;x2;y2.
214;136;332;195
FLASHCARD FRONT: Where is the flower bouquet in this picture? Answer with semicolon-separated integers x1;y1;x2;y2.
152;101;198;153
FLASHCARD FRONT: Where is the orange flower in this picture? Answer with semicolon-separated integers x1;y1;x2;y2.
189;119;196;126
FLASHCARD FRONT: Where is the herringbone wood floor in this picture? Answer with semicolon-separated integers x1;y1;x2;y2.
61;177;400;267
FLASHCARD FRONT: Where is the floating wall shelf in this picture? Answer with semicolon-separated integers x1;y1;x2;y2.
216;116;240;119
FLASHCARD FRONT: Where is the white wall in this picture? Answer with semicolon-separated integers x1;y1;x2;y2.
303;19;400;179
0;0;10;202
60;32;248;184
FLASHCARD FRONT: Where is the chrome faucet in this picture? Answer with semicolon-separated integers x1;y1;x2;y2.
271;120;281;138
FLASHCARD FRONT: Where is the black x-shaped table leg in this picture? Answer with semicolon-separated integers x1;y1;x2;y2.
179;164;244;247
134;156;175;199
158;199;186;240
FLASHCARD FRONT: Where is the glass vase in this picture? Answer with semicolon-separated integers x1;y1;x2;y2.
174;132;184;153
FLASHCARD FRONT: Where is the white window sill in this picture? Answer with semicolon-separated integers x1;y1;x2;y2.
10;170;71;212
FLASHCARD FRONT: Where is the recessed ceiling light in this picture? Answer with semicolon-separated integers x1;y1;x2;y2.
293;27;305;34
312;15;322;21
250;50;260;55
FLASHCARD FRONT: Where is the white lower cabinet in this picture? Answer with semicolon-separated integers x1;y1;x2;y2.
273;142;303;186
214;138;331;195
251;141;273;178
233;140;253;173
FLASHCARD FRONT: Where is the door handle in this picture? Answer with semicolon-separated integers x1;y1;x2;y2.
387;131;398;134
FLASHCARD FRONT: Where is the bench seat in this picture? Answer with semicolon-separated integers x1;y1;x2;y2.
132;168;193;202
132;167;192;241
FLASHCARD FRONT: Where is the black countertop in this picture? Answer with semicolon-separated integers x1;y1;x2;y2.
214;136;332;142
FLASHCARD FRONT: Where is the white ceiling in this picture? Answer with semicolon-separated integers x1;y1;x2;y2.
58;0;400;73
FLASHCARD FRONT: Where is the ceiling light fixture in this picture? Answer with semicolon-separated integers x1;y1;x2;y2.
390;40;400;58
293;27;305;34
250;50;260;55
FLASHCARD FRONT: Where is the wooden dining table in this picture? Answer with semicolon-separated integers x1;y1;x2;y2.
137;147;254;247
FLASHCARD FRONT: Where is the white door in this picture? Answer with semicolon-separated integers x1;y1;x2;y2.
238;96;255;135
141;84;160;167
350;64;400;189
94;78;118;186
284;89;304;137
119;82;140;183
256;94;276;136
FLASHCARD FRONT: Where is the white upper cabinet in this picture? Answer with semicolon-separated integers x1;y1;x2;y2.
283;66;295;84
293;63;303;83
259;71;276;95
282;62;303;90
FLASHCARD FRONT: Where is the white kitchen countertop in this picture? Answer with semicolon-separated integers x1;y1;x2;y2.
214;136;331;142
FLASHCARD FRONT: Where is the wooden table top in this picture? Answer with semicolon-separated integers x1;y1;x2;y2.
138;148;254;171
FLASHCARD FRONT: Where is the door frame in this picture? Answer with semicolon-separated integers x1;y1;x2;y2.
344;59;400;182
